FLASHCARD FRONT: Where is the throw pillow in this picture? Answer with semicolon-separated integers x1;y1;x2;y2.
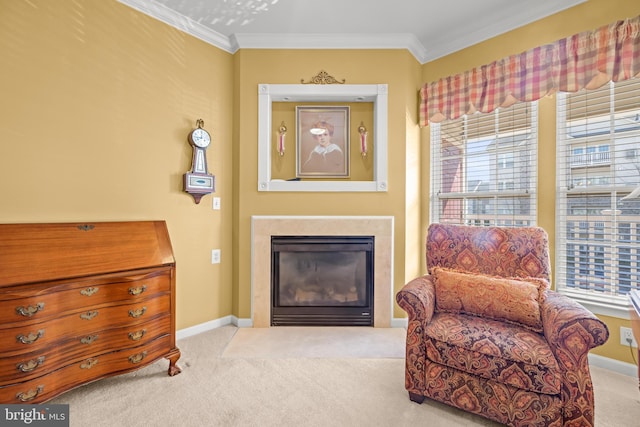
432;267;548;332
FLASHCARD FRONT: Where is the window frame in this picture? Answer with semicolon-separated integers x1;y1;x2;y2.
555;81;640;319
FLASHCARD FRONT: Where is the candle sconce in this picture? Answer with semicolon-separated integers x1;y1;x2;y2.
277;121;287;156
358;122;368;158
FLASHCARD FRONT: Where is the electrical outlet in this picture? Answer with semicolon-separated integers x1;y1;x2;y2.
620;326;638;347
211;249;221;264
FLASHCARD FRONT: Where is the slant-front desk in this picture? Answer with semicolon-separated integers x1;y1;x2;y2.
0;221;181;403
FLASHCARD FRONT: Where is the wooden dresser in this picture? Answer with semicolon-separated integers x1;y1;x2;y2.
0;221;181;403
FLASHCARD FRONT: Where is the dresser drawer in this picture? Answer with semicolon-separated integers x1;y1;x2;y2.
0;268;171;327
0;295;170;356
0;335;173;404
0;315;171;385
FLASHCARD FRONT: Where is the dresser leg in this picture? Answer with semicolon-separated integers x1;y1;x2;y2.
166;348;182;376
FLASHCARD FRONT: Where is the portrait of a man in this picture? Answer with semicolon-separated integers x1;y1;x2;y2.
296;106;349;178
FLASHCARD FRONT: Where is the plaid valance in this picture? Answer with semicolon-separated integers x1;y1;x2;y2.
420;15;640;126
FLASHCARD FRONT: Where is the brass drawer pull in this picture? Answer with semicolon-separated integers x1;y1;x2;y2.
128;285;147;296
80;287;99;296
81;335;98;344
80;358;98;369
80;310;98;320
16;302;45;317
17;329;45;344
16;385;44;402
128;351;147;364
128;329;147;341
128;307;147;318
17;356;45;373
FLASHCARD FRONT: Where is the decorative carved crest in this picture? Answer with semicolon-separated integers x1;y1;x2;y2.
301;70;345;84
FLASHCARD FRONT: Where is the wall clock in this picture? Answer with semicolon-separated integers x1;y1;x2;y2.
183;119;215;204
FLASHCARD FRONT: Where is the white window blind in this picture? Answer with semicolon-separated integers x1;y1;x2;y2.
556;79;640;314
430;102;538;227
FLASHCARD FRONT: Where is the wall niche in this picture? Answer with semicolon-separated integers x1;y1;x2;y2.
258;84;388;192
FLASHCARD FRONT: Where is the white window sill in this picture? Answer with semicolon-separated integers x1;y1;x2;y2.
559;290;631;319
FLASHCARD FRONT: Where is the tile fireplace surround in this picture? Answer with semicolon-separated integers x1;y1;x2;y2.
251;216;394;328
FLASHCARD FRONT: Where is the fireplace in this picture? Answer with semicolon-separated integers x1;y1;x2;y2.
251;216;393;328
271;236;374;326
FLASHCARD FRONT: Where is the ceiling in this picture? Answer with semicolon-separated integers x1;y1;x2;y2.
118;0;585;63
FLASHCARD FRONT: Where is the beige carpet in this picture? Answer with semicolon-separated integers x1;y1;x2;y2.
221;326;406;358
50;325;640;427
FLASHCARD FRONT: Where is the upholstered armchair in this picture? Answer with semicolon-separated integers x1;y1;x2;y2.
396;223;609;427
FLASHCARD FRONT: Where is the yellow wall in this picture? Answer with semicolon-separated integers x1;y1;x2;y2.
422;0;640;364
0;0;235;330
1;0;638;366
232;49;423;319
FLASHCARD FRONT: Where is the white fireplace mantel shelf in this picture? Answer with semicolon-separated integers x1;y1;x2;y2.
251;216;394;327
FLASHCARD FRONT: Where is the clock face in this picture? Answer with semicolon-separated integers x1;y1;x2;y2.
190;128;211;148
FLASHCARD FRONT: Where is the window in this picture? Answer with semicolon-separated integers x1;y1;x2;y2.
430;102;537;226
498;153;515;169
556;79;640;315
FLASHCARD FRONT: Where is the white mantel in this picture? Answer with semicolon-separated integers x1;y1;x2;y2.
251;216;394;327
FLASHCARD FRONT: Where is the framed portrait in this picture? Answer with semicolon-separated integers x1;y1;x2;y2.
296;106;350;178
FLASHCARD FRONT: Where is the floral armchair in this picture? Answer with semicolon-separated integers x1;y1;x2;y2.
396;223;609;427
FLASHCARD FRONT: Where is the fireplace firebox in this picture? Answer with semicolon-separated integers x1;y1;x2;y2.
271;236;374;326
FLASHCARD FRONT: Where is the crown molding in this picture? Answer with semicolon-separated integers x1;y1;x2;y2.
423;0;586;61
234;32;427;62
118;0;235;53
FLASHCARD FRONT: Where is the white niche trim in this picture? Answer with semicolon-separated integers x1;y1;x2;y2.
258;83;388;192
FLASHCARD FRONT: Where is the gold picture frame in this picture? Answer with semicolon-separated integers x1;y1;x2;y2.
296;106;350;178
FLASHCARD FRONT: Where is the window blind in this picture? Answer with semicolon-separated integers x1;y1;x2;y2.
556;79;640;309
430;102;537;227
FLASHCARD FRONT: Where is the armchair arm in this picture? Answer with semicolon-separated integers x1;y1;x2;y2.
396;275;436;396
396;275;436;324
540;291;609;427
541;291;609;351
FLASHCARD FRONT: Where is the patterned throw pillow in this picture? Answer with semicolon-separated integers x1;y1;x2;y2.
432;267;548;332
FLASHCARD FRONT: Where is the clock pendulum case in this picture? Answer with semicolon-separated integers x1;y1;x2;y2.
183;119;215;204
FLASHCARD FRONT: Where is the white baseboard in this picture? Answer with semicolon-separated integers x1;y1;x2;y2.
588;353;637;377
176;316;233;340
176;316;253;340
234;317;253;328
391;317;408;328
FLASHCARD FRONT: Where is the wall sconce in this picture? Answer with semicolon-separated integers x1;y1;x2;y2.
358;122;368;158
277;121;287;156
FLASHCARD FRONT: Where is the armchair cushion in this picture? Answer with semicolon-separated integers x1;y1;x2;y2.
424;312;562;394
432;267;549;332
